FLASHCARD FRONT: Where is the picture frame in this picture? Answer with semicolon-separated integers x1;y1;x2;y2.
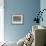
12;15;23;24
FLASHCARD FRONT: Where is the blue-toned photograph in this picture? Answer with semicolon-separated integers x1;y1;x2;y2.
0;0;46;46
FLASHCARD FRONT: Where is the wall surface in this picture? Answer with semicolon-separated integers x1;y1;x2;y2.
0;0;4;42
40;0;46;45
40;0;46;27
4;0;40;42
0;6;4;42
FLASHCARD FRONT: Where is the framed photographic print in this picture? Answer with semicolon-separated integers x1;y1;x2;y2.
12;15;23;24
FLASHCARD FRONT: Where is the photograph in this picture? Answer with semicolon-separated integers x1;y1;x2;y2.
0;0;46;46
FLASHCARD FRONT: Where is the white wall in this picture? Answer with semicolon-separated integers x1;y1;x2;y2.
0;0;4;42
0;7;4;42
